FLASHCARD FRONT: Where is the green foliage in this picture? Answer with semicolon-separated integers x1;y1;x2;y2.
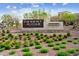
15;42;21;49
75;48;79;51
72;41;78;44
67;48;76;54
40;48;49;53
34;41;40;45
59;11;76;25
57;51;69;56
67;40;72;42
23;52;32;56
61;41;67;44
4;44;11;50
53;46;60;50
6;30;10;33
58;37;63;41
0;48;4;52
35;45;42;49
9;50;16;55
22;48;30;52
59;45;66;48
29;42;34;46
64;35;67;38
48;43;54;47
55;42;60;45
53;33;56;37
46;39;53;43
67;32;71;36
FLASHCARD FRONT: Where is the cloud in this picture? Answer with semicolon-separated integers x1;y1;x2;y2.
31;3;39;7
6;5;11;9
62;3;68;6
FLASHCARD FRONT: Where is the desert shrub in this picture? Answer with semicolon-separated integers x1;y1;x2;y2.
34;40;40;45
2;30;5;33
9;50;16;55
59;45;66;48
22;48;30;52
23;52;32;56
67;40;72;42
73;38;78;40
55;42;60;45
67;48;76;54
67;32;71;36
23;41;30;47
58;34;62;37
61;41;67;44
0;48;4;52
53;46;60;50
6;30;10;33
75;48;79;51
29;42;34;46
35;45;42;49
46;39;53;43
40;48;49;53
72;41;78;44
53;33;56;37
58;37;63;41
48;43;54;47
8;33;13;38
53;38;58;41
64;35;67;38
57;51;69;56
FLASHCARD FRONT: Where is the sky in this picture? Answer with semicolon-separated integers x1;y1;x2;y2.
0;3;79;19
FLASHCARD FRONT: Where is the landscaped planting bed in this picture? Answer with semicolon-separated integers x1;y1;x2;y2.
0;30;79;56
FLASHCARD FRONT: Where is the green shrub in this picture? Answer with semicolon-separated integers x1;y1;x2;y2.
29;42;34;46
35;45;42;49
61;41;67;44
67;40;72;42
15;42;21;49
9;50;16;55
57;51;69;56
67;48;76;54
59;45;66;48
48;43;54;47
75;48;79;51
0;48;4;52
72;41;78;44
55;42;60;45
6;30;10;33
53;33;56;37
22;48;30;52
67;32;71;36
46;39;53;43
5;45;11;50
34;41;40;45
40;48;49;53
58;34;62;37
53;46;60;50
23;52;32;56
58;37;63;41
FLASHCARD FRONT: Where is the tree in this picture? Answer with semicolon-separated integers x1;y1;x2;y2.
59;11;76;25
1;14;20;30
23;9;48;20
1;14;13;29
